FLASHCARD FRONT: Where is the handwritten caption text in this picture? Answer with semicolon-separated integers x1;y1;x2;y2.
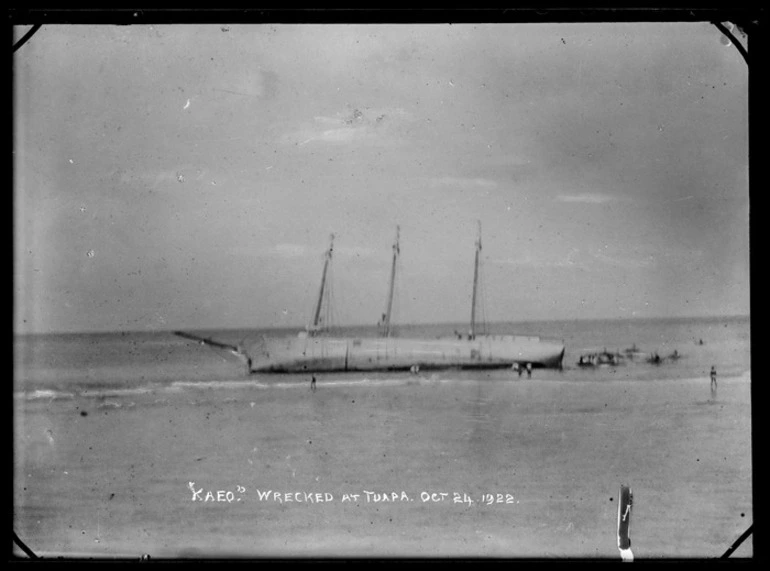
188;483;517;507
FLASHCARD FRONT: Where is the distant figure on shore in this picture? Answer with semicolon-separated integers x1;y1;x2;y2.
513;363;522;377
710;366;717;397
311;375;316;392
526;363;532;378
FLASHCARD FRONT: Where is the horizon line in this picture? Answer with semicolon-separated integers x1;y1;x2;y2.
13;313;751;337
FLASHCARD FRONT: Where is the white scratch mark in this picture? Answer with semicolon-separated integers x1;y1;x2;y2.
183;99;191;110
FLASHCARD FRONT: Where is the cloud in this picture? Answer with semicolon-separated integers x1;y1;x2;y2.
299;126;367;146
263;243;375;259
555;193;618;204
273;243;307;258
108;165;222;190
490;249;582;269
587;245;704;270
335;245;375;258
427;177;498;189
590;251;654;269
214;69;279;100
491;246;660;270
285;107;412;147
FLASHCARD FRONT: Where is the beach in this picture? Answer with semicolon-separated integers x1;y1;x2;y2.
13;317;752;559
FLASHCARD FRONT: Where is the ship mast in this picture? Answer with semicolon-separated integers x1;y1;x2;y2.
470;220;482;340
311;233;334;335
382;225;400;338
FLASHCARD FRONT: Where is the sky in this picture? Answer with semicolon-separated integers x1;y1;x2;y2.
13;22;749;334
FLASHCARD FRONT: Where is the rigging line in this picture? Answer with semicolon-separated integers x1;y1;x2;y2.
306;268;318;331
391;254;402;337
474;244;487;336
327;262;336;330
325;276;335;333
13;24;42;53
238;331;255;350
308;248;327;333
321;258;338;335
479;252;488;335
381;256;392;332
328;245;338;333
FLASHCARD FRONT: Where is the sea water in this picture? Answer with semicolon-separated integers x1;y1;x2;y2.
13;316;752;558
14;315;751;394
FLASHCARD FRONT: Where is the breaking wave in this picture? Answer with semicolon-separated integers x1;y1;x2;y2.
15;368;751;404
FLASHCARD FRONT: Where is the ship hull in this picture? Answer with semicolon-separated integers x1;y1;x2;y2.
247;335;565;373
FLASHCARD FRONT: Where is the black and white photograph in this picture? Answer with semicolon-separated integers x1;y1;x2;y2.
13;13;753;559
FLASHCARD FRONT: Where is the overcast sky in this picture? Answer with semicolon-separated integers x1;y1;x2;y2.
14;23;749;334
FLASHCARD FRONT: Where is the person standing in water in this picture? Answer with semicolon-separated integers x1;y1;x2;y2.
710;366;717;398
311;375;317;392
526;363;532;378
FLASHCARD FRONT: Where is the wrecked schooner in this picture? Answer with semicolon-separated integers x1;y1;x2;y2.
177;224;565;373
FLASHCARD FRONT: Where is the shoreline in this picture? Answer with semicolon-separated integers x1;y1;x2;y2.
14;371;752;401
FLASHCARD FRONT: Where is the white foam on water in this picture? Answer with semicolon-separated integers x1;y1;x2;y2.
322;378;404;387
171;380;273;390
21;368;746;404
170;376;444;390
80;387;156;398
21;389;76;400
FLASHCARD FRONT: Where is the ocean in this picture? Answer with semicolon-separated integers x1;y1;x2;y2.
13;316;752;559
